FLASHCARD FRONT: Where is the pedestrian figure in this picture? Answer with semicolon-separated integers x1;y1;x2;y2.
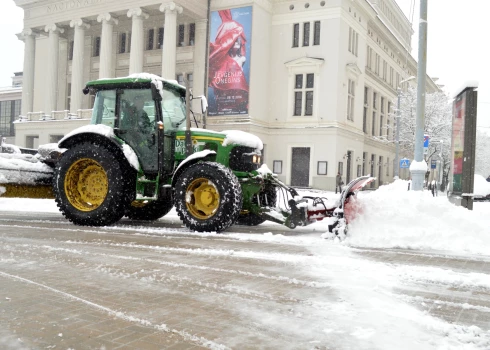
336;172;343;194
407;178;411;191
430;180;436;197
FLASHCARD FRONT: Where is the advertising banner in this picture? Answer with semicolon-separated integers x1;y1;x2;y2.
207;6;252;116
451;94;465;193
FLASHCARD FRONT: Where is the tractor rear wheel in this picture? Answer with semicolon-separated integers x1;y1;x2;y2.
174;162;242;232
125;193;173;221
53;142;131;226
236;186;277;226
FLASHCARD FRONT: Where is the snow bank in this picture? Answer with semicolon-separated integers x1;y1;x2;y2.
474;174;490;197
346;180;490;255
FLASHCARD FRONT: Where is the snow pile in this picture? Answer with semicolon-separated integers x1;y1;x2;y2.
346;180;490;255
474;174;490;197
0;153;53;184
222;130;263;150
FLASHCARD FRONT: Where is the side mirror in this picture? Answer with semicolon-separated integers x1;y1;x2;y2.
200;95;208;114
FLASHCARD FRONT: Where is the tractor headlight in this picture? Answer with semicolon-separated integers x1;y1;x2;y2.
252;155;261;164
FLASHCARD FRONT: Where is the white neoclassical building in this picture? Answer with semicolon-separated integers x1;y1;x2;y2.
12;0;439;190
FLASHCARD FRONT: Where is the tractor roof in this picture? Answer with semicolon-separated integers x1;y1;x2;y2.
85;73;186;95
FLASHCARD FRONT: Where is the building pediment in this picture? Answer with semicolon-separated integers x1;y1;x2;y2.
346;63;362;77
284;56;324;69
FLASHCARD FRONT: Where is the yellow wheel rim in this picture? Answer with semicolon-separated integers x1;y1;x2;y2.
185;177;220;219
64;158;108;212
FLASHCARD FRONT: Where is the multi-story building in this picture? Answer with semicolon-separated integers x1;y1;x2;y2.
12;0;439;190
0;72;22;145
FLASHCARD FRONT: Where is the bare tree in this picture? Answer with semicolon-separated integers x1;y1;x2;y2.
476;129;490;178
381;87;452;187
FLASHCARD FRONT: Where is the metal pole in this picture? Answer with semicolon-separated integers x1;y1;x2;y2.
184;74;193;157
410;0;428;191
395;89;401;179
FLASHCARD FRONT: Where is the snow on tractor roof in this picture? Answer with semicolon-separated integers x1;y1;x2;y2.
89;73;186;93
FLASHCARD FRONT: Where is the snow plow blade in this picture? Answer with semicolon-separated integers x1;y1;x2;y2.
0;153;55;199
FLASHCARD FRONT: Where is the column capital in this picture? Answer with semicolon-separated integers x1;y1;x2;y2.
97;13;119;25
127;8;149;19
44;24;64;34
16;28;39;41
70;19;91;30
195;19;208;30
159;2;183;14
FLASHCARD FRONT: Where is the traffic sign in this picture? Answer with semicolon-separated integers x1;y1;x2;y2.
431;159;437;169
400;159;410;169
424;135;430;148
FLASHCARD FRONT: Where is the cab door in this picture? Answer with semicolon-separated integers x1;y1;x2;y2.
116;88;159;174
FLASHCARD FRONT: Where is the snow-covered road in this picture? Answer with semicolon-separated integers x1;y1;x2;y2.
0;203;489;349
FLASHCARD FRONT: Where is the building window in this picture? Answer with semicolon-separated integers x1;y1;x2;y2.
0;100;17;137
347;79;355;121
370;154;375;187
127;32;131;53
375;54;380;75
317;161;327;175
158;28;164;49
178;24;185;46
303;22;310;46
293;73;314;116
362;152;367;175
93;36;100;57
273;160;282;174
386;157;390;176
348;27;358;56
380;97;385;137
390;67;394;86
292;23;299;47
119;33;126;53
66;83;71;110
372;112;376;136
187;73;194;88
338;162;343;175
50;135;64;143
313;21;321;45
68;41;74;60
176;74;184;86
383;61;387;81
357;164;362;177
189;23;195;46
147;28;154;50
363;86;368;133
379;115;384;137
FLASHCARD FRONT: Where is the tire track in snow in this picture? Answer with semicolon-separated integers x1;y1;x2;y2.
0;242;331;288
0;270;229;350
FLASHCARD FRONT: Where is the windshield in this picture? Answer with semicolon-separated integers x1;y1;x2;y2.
161;88;186;131
91;90;116;126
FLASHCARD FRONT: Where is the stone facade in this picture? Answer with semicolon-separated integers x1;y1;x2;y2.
12;0;440;189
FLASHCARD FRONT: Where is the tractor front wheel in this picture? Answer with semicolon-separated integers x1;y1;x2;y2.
53;142;131;226
174;162;242;232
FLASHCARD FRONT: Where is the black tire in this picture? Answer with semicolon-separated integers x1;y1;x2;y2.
125;193;173;221
53;142;132;226
236;185;277;226
174;162;242;232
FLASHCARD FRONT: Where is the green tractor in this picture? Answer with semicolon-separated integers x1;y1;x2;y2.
1;74;374;234
52;73;292;232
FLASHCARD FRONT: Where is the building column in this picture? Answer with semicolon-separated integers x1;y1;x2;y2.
192;19;208;100
44;24;64;115
160;2;183;79
69;19;90;113
127;8;149;74
16;29;36;116
97;13;118;79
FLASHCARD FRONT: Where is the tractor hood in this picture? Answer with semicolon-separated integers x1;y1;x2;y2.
221;130;263;151
187;128;263;151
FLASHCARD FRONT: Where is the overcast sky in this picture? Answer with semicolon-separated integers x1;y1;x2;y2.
1;0;489;127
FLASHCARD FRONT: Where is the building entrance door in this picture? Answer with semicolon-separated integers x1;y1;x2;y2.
291;147;310;187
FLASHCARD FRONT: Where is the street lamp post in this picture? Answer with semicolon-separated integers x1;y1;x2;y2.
395;76;415;179
411;0;428;191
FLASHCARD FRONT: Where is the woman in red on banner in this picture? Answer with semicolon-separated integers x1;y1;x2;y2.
208;10;249;115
